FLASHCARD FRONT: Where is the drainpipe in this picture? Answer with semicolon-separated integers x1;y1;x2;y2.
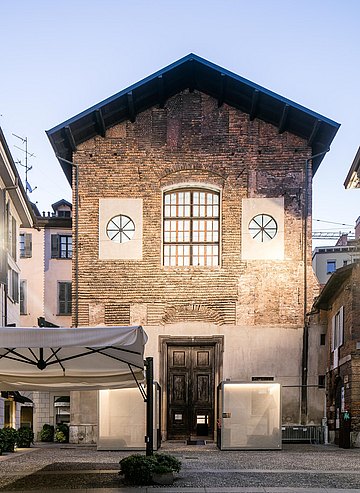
301;149;329;424
57;156;79;328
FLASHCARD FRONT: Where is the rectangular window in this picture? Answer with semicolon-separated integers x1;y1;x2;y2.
20;280;27;314
331;306;344;369
318;375;326;388
6;207;17;261
8;269;19;303
51;235;72;259
57;210;71;217
320;334;326;346
326;260;336;274
58;282;72;315
163;189;220;267
20;233;32;258
12;216;17;261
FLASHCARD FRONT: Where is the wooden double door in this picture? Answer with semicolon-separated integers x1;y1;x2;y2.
167;344;215;440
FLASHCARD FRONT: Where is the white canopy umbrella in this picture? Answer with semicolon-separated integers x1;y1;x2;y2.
0;326;147;391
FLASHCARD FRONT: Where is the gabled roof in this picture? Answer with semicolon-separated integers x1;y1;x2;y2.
47;53;340;184
344;146;360;189
52;199;72;211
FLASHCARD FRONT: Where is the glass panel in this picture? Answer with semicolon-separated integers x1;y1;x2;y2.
221;383;281;450
163;189;220;267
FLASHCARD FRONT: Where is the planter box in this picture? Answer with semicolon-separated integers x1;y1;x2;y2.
152;472;174;485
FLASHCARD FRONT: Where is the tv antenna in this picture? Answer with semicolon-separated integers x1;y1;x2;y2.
13;133;37;194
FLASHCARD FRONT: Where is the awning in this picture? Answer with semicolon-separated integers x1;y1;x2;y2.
0;326;147;391
54;396;70;407
1;391;34;405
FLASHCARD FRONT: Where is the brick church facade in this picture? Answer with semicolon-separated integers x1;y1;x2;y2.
48;55;339;442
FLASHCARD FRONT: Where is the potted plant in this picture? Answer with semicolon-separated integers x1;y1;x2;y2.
17;427;34;448
151;453;182;484
119;452;181;485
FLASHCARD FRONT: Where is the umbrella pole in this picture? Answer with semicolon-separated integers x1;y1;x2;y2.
145;356;154;456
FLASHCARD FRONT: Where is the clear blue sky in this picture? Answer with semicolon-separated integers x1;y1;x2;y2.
1;0;358;242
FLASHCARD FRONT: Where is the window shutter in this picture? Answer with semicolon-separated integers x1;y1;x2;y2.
12;216;17;260
24;233;32;258
12;270;19;303
20;280;26;314
0;190;6;285
58;282;65;314
339;306;344;346
58;282;71;315
51;234;60;258
331;315;335;352
67;283;72;314
6;202;10;251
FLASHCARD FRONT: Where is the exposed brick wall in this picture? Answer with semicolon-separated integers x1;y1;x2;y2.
72;90;314;328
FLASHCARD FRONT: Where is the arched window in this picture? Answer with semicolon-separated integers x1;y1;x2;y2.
163;188;220;266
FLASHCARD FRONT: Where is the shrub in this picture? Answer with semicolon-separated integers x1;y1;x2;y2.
119;453;181;485
40;424;54;442
16;427;34;448
1;427;18;452
55;423;69;443
0;429;7;454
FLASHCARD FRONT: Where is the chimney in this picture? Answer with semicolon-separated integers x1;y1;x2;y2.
336;233;348;246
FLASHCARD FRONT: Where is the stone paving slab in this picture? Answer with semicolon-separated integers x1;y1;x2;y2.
1;443;360;491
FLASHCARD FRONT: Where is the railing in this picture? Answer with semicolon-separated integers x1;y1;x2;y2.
282;425;324;444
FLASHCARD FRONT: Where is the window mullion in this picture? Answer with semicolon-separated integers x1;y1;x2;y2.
190;191;194;266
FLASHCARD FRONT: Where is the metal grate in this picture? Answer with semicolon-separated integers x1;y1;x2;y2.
282;426;324;444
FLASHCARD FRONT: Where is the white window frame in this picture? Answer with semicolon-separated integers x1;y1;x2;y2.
331;306;344;369
162;185;221;267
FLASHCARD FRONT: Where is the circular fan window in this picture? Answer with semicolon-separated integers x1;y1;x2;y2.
106;215;135;243
248;214;277;243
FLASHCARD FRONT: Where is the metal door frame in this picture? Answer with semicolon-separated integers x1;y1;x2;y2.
159;335;224;440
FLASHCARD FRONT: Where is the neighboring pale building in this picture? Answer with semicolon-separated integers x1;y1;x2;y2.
19;199;72;328
312;223;360;286
47;54;339;444
0;127;34;429
19;199;72;437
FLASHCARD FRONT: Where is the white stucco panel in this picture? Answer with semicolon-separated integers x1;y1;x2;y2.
99;198;143;260
241;197;284;260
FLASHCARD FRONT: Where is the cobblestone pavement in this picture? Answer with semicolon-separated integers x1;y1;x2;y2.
0;442;359;491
